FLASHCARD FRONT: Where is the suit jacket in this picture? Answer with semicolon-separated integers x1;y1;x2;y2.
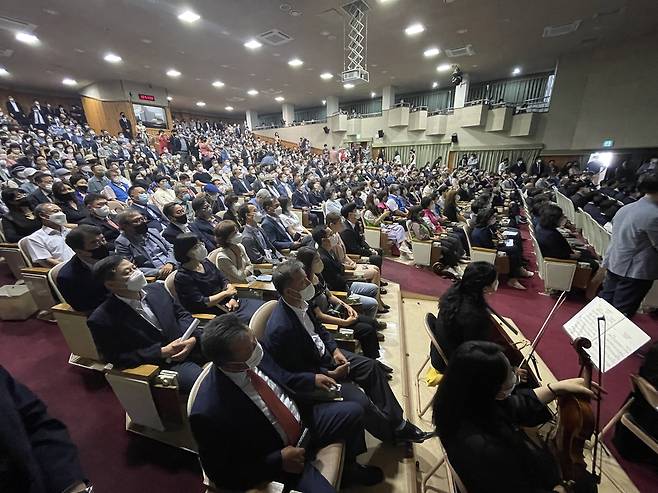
189;218;218;251
57;255;109;313
129;203;167;232
340;220;371;257
0;365;85;493
263;299;338;375
231;176;252;195
162;222;189;246
242;225;281;264
261;215;294;251
317;246;349;291
27;189;53;208
189;356;315;490
470;226;496;249
535;225;572;260
5;100;25;121
292;189;312;208
87;283;198;368
79;214;121;249
114;229;176;276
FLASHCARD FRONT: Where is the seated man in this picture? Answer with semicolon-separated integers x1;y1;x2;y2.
339;203;383;269
189;195;218;252
128;185;168;232
190;314;382;492
79;193;121;250
239;203;284;264
162;201;191;245
263;260;432;445
24;203;75;267
261;197;312;253
114;210;177;280
88;256;205;392
59;225;110;313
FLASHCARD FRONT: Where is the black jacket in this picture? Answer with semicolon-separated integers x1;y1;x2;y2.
78;214;121;250
317;246;348;292
1;210;40;243
535;225;572;260
340;220;371;257
57;255;109;313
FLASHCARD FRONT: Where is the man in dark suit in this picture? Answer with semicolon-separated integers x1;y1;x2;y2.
28;100;48;131
339;202;383;268
162;202;192;245
190;314;382;492
238;203;284;264
59;225;110;313
5;95;27;125
263;260;432;444
88;256;205;391
118;112;133;140
28;172;55;208
0;365;89;493
128;185;168;232
261;197;307;252
529;158;548;177
231;168;253;196
79;194;121;250
189;196;218;252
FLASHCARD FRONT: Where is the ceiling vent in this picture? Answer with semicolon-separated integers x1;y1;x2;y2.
227;96;246;103
543;20;581;38
0;48;13;57
257;29;293;46
445;44;475;58
0;15;36;33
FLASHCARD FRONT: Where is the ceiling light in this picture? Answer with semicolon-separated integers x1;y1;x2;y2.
0;67;9;77
62;78;77;86
320;72;333;80
436;63;451;72
512;66;521;75
104;53;122;63
178;10;201;23
275;96;285;102
196;101;206;107
225;106;234;111
288;58;303;67
370;92;376;98
212;80;225;88
432;81;439;88
167;96;173;101
166;69;181;77
424;47;440;58
244;39;262;49
15;32;40;45
247;89;259;96
405;23;425;36
344;83;354;89
321;99;327;105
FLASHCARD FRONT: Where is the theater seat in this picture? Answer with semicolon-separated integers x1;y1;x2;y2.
0;242;28;279
249;300;277;340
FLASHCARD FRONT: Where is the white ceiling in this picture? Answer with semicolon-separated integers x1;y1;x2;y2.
0;0;657;117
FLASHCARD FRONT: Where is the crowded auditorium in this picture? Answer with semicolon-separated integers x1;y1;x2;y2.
0;1;657;492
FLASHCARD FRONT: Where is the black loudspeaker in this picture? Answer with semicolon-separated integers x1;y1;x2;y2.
377;129;384;138
323;126;330;134
451;133;458;143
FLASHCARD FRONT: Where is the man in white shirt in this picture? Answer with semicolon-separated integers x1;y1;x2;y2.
24;203;74;267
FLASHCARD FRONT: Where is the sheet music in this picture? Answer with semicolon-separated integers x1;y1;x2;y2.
563;297;650;372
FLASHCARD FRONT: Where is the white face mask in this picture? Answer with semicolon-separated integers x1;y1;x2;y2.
190;244;208;261
298;283;316;302
229;232;243;244
125;270;147;292
93;205;110;218
274;206;283;215
244;341;264;369
329;233;339;247
48;211;67;225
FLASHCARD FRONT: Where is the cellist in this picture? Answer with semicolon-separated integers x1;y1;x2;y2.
432;341;595;493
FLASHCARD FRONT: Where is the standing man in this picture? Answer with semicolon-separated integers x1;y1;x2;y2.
29;100;48;131
600;172;658;317
119;112;133;140
5;95;26;125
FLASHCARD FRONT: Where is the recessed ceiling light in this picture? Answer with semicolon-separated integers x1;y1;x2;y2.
457;28;468;34
247;89;259;96
167;96;173;101
196;101;206;107
178;10;201;23
432;81;439;88
0;67;9;77
62;78;77;86
320;72;333;80
275;96;285;102
15;32;40;45
288;58;304;67
166;69;181;77
225;106;234;111
370;92;376;98
104;53;122;63
436;63;451;72
321;99;327;105
512;66;521;75
405;23;425;36
244;39;262;50
424;47;440;58
344;83;354;89
212;80;225;88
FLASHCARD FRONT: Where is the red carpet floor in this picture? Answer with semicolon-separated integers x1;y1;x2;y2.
382;234;658;492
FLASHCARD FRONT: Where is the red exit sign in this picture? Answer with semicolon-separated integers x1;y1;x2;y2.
138;93;156;101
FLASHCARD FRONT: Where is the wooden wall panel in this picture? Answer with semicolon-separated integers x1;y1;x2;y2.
81;97;134;136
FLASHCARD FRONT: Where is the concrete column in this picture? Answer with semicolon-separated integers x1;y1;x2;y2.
453;74;470;109
325;96;339;116
382;85;396;110
282;103;295;125
245;109;258;130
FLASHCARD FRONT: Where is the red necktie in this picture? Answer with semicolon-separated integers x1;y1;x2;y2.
247;369;302;445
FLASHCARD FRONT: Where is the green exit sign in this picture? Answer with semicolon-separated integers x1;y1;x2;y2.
602;139;614;148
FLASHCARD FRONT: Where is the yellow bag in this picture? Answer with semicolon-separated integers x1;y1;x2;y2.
425;366;443;387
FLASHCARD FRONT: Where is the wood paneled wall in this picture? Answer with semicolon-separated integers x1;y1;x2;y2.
81;97;134;136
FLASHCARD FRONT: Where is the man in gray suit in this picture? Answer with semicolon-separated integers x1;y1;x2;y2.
600;172;658;317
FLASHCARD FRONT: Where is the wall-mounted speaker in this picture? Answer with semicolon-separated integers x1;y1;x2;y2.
323;126;330;134
377;129;384;138
451;133;458;143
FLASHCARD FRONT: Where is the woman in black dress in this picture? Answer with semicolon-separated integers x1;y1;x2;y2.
173;234;262;324
1;188;41;242
52;181;88;224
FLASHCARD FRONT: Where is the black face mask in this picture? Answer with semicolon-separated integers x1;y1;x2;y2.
134;223;149;235
89;244;109;260
175;215;188;224
13;197;30;208
77;185;88;192
56;191;76;201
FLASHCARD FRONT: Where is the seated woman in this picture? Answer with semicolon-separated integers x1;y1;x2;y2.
277;196;308;238
363;192;410;256
173;233;262;324
324;186;343;215
1;189;40;242
296;247;386;362
421;195;470;256
222;193;241;228
325;211;381;288
53;181;89;224
213;220;256;283
408;206;461;278
470;208;533;290
442;189;466;223
433;340;594;493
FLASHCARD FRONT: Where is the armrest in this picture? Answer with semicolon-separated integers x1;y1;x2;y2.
331;291;349;298
253;263;274;270
0;242;18;248
20;267;51;274
325;324;339;332
109;364;160;381
471;246;497;254
51;302;86;316
233;283;251;289
192;313;216;321
543;257;577;265
346;254;360;262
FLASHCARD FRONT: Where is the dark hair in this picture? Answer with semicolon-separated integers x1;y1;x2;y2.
201;313;251;364
237;203;253;223
295;246;318;278
214;220;237;247
311;224;329;245
272;259;305;294
420;196;433;209
325;211;341;226
262;197;275;211
340;202;357;218
539;203;564;229
225;193;239;209
33;172;51;184
638;172;658;194
65;224;103;250
162;201;180;219
173;233;201;263
475;208;495;228
92;255;127;283
1;188;26;206
83;193;105;207
127;184;144;195
409;205;423;222
433;341;509;438
70;173;87;186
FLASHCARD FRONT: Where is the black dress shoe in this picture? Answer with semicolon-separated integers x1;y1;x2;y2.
377;307;390;314
342;462;384;487
376;321;387;331
394;421;435;444
380;281;388;286
380;287;388;295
